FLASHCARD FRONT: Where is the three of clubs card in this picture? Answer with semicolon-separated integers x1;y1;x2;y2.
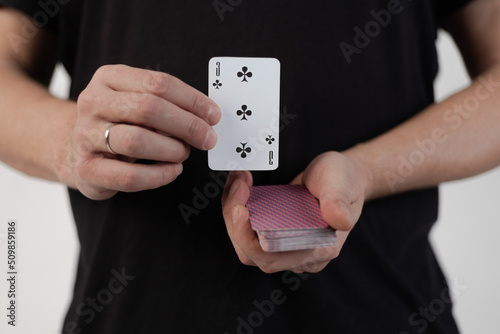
208;57;281;171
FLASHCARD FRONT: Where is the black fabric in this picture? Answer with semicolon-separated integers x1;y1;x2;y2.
1;0;473;333
0;0;59;32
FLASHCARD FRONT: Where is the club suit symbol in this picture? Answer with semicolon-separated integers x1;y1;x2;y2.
237;66;252;82
236;143;251;158
236;105;252;120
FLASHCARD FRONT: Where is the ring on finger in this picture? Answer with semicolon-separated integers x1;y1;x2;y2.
105;125;118;155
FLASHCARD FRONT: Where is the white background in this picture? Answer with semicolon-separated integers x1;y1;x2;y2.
0;31;499;333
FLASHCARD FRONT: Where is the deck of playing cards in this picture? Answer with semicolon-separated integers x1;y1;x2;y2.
246;185;337;252
208;57;280;171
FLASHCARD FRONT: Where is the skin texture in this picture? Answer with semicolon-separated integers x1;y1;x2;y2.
0;7;221;200
221;0;500;273
0;1;499;272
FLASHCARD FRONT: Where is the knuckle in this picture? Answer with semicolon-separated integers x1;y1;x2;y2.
306;264;327;274
170;146;190;164
260;265;277;274
187;118;204;142
324;248;340;261
110;93;133;112
236;252;253;266
76;158;93;180
338;220;354;232
136;95;158;123
74;134;92;154
93;64;128;85
314;246;338;262
74;122;100;154
73;125;87;146
77;89;102;118
76;163;87;180
259;261;278;274
144;72;172;96
302;257;322;273
93;65;113;81
120;169;139;189
122;129;141;153
233;249;253;266
171;141;190;162
77;89;94;111
190;93;204;113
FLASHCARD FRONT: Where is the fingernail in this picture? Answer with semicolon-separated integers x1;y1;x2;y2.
230;179;240;195
207;105;221;125
203;129;217;150
233;206;240;224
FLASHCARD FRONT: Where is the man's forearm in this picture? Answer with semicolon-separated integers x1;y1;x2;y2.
346;65;500;200
0;61;77;186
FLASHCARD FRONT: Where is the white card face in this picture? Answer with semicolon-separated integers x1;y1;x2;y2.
208;57;281;171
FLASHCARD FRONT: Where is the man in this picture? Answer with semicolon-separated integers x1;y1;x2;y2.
0;0;498;333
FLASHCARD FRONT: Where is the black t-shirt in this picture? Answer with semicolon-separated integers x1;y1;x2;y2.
2;0;472;333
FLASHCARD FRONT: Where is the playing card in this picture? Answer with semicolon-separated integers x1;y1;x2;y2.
208;57;281;171
246;185;337;252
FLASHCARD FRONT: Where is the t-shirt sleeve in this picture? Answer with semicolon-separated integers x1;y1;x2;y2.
0;0;58;33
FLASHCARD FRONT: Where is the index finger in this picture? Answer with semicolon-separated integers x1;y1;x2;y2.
94;65;221;125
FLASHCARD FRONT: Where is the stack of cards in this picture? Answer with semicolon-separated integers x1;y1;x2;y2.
246;185;337;252
208;57;280;171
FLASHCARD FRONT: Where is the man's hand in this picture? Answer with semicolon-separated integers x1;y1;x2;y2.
71;65;221;200
221;152;371;273
0;10;222;199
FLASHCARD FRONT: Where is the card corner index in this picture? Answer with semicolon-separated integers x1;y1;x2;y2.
208;57;224;73
208;57;219;65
